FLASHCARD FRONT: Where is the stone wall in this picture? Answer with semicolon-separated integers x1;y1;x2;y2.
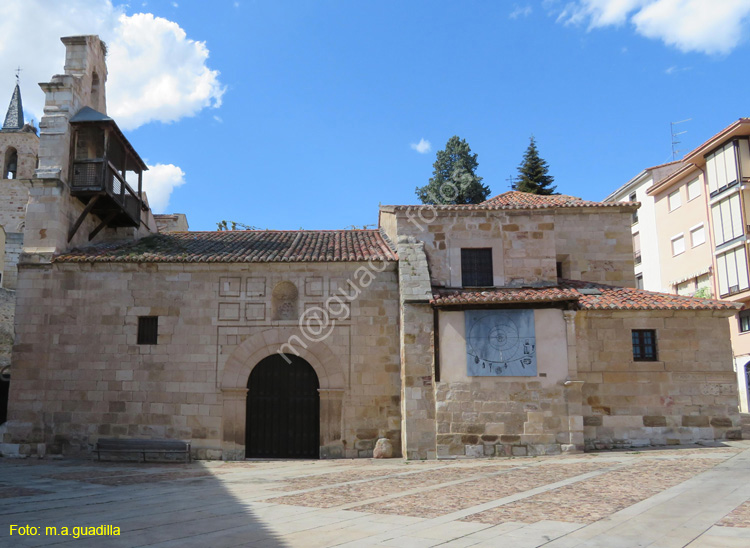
381;206;636;289
154;214;189;233
381;208;558;288
577;309;741;448
5;261;401;459
397;237;436;459
2;233;23;289
436;308;581;457
554;209;636;287
0;131;38;181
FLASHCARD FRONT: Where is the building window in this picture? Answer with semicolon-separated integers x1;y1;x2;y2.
635;274;644;289
629;192;638;224
706;141;739;196
461;248;493;287
739;310;750;333
717;246;750;296
633;232;641;265
671;234;685;256
711;193;743;246
690;224;706;247
137;316;158;345
632;329;658;361
687;178;701;201
668;189;682;212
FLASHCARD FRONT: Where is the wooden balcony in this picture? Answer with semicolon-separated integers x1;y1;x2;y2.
71;159;141;228
67;106;148;242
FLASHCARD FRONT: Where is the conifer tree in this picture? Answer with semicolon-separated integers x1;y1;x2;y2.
513;136;557;195
416;136;490;204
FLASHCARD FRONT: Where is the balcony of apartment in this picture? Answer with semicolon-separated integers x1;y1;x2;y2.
706;138;750;200
67;107;147;241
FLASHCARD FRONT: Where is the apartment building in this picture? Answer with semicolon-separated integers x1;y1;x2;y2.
604;161;683;291
607;119;750;412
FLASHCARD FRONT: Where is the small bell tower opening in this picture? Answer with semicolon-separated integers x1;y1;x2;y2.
3;147;17;179
91;71;101;111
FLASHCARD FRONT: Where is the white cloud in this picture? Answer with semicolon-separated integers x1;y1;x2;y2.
556;0;750;54
107;13;225;129
510;5;533;19
664;65;691;75
410;138;432;154
141;164;186;213
0;1;225;129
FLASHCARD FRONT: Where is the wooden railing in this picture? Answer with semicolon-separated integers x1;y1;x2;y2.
105;161;140;224
71;159;140;226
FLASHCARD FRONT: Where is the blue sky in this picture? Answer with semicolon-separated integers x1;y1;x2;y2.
2;1;750;230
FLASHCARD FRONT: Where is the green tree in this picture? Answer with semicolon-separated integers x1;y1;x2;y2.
416;136;490;204
216;220;260;230
513;136;557;195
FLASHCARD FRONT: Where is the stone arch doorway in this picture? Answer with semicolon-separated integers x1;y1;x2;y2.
246;354;320;458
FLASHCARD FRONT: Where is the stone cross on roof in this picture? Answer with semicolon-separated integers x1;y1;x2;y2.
2;81;24;131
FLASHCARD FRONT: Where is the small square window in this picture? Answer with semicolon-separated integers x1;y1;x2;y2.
138;316;158;345
632;329;657;361
739;310;750;333
461;248;493;287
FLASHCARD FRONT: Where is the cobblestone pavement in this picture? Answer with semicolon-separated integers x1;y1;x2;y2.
0;442;749;547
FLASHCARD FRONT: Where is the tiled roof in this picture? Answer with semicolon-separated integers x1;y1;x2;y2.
431;280;740;311
432;286;580;306
382;192;637;211
55;230;397;263
480;191;635;209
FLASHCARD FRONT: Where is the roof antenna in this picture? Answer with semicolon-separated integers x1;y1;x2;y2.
14;66;22;83
671;118;691;160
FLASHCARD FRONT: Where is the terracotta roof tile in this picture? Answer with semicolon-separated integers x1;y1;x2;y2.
480;191;633;209
431;279;740;311
55;230;397;263
383;191;637;211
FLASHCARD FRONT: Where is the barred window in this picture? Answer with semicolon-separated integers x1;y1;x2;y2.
632;329;657;361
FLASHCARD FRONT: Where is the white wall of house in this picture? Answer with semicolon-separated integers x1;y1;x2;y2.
604;172;663;291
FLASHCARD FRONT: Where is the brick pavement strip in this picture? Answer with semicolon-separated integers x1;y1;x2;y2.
272;467;423;492
462;457;721;525
354;462;608;518
717;501;750;528
265;465;514;508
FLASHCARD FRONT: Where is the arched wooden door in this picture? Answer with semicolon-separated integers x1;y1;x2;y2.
246;354;320;458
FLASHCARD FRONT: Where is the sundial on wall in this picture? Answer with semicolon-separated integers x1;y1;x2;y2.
465;310;537;376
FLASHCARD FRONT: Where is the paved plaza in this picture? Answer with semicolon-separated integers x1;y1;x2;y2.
2;442;750;547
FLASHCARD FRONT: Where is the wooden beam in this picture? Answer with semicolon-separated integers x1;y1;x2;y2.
67;195;101;242
89;211;119;241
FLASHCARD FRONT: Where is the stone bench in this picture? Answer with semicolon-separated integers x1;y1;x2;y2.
94;438;191;463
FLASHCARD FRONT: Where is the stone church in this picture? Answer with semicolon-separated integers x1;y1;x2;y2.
0;36;743;460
